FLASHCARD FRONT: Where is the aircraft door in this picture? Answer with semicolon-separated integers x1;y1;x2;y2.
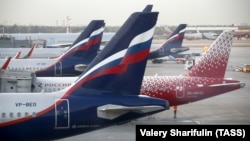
55;99;70;129
54;62;62;76
175;79;185;98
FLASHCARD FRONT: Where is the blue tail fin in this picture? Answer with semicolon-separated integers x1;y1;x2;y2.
148;24;188;59
66;11;158;96
59;20;105;60
165;24;187;48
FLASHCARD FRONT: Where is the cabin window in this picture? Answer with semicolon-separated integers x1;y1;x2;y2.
17;112;21;117
9;113;14;118
25;112;29;116
2;113;6;118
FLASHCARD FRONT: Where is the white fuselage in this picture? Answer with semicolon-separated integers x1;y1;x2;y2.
0;47;68;59
0;58;57;72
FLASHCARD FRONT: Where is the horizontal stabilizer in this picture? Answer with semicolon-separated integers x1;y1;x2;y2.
170;47;189;54
209;82;245;88
74;64;88;72
97;104;168;120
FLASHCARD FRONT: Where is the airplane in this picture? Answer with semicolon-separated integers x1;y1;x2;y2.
0;32;114;59
0;8;169;141
184;30;217;40
202;32;217;40
0;44;68;59
140;30;245;107
0;20;105;77
22;31;245;113
184;30;203;40
0;6;157;77
149;24;189;63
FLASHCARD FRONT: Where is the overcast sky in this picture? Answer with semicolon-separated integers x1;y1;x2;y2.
0;0;249;26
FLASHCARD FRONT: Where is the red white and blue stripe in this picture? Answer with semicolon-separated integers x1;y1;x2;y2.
148;24;188;59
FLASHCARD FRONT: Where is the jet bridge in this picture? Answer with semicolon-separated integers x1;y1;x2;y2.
0;70;35;93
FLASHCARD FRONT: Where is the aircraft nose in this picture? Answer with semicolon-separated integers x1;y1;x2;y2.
240;82;246;88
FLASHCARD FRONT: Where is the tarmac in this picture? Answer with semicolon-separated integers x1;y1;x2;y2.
58;44;250;141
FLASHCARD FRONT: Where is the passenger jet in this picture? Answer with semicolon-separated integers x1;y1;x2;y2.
27;31;244;111
0;8;168;141
0;20;105;77
1;24;189;76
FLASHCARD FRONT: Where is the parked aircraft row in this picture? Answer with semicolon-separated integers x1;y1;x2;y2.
1;32;114;47
0;20;105;76
0;23;188;60
184;31;217;40
0;23;189;76
0;4;245;141
9;30;242;106
0;5;171;141
0;33;113;59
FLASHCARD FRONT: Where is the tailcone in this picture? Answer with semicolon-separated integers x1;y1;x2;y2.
240;82;246;88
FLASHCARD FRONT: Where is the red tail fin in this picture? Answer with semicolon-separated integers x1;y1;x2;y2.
13;51;21;59
24;44;38;58
1;57;11;70
186;31;234;78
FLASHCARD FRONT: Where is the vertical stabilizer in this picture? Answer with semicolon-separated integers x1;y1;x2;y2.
148;24;187;59
186;31;234;78
1;57;11;70
60;20;105;60
67;11;158;96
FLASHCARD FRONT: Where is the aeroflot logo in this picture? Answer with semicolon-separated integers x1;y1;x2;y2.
37;83;72;88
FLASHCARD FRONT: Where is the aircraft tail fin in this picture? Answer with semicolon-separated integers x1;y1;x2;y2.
13;51;21;59
163;24;187;49
59;20;105;60
148;24;187;59
1;57;11;70
65;10;158;96
22;44;38;59
186;31;234;78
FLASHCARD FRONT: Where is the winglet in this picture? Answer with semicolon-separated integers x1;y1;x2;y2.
186;31;234;78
